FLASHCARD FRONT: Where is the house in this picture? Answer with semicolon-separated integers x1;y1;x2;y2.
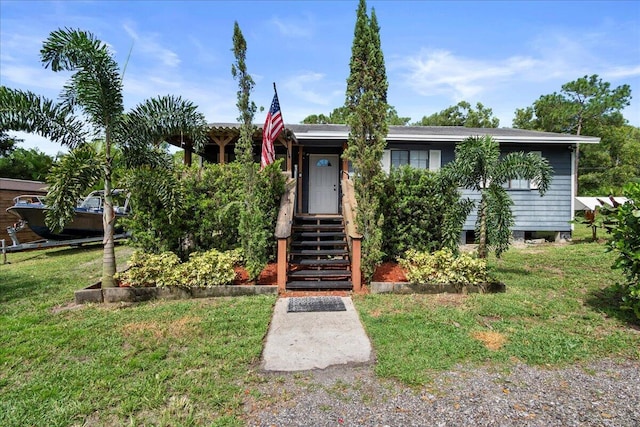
172;124;600;291
182;124;599;239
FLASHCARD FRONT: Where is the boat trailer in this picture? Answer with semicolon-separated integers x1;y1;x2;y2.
2;221;130;264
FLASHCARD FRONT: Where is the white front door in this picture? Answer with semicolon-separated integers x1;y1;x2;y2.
308;154;339;213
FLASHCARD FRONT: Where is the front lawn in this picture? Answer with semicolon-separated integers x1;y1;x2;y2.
355;232;640;385
0;244;276;426
2;231;638;423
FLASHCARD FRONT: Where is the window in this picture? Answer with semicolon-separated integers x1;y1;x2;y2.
429;150;441;171
410;150;428;169
508;151;543;190
315;158;332;167
385;149;442;172
391;150;409;168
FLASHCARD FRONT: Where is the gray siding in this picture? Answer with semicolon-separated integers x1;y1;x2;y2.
456;145;572;232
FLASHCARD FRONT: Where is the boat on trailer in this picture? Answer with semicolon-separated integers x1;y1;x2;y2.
6;189;130;241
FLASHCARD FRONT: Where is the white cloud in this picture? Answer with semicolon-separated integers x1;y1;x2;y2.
270;16;313;38
399;49;538;100
602;65;640;79
283;72;342;106
0;64;68;95
122;21;180;68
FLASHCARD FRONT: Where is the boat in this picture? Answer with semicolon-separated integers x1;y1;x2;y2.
6;189;130;241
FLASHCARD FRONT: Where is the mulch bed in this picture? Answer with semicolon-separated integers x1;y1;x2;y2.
236;262;408;287
371;262;408;282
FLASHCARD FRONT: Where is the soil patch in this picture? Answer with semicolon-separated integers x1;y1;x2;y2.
471;330;507;350
372;262;407;282
233;263;278;286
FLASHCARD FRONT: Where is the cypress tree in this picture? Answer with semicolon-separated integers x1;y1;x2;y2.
231;22;268;279
344;0;389;282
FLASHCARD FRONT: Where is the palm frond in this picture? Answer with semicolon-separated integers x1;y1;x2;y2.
40;28;124;130
451;135;501;189
0;86;87;148
45;144;102;232
497;151;553;194
120;95;209;152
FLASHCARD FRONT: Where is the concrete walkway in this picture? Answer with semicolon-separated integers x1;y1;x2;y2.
261;297;373;372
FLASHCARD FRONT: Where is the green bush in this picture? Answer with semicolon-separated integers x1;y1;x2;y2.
116;248;243;288
116;250;182;287
180;248;243;288
381;166;473;259
399;248;491;291
123;162;285;263
604;182;640;319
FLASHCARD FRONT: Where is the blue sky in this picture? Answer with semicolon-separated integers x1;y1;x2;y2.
1;0;639;156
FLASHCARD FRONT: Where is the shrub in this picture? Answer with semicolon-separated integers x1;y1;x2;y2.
123;162;285;263
180;248;243;288
381;166;473;259
399;248;490;291
116;248;242;288
116;250;182;287
604;182;640;319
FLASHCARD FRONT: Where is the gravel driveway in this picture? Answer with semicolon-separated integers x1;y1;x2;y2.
243;359;639;426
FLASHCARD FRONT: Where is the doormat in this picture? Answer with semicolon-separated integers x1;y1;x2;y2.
287;296;346;313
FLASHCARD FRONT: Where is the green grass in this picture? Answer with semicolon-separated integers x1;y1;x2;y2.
355;232;640;386
0;244;276;426
2;230;639;422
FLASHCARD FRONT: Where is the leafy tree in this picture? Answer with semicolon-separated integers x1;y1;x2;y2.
601;182;640;320
0;131;21;156
301;105;409;125
0;146;54;181
579;125;640;195
344;0;389;282
513;74;633;195
513;75;630;135
386;106;411;125
447;135;552;258
231;22;273;279
414;101;499;127
301;113;332;124
0;29;208;287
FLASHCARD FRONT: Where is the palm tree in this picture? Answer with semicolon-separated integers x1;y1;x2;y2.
0;28;208;287
448;135;553;258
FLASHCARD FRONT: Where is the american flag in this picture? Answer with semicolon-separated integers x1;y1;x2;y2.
261;92;284;170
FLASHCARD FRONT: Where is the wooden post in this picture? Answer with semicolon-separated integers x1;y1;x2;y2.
351;238;362;293
277;238;287;292
184;143;192;166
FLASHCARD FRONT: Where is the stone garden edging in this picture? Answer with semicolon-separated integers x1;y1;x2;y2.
370;281;505;294
74;282;278;304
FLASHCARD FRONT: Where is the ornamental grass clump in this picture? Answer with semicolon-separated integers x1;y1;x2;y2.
399;248;491;291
